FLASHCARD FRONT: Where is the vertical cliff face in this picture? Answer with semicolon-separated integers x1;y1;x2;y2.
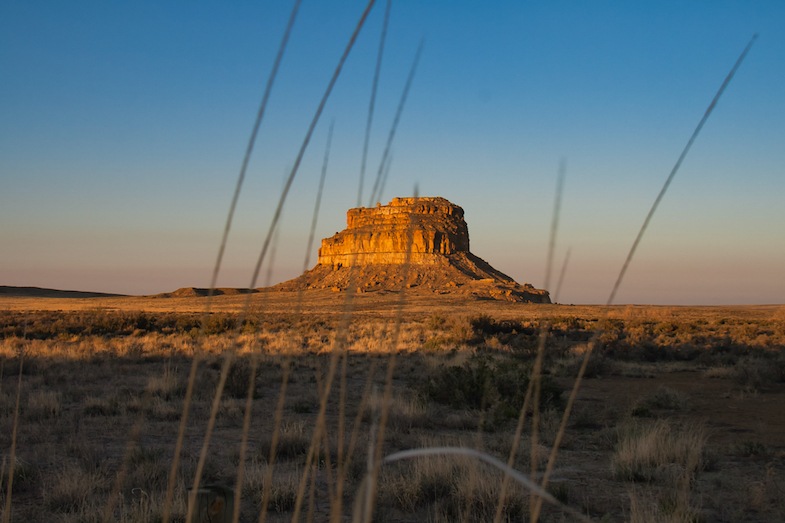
276;196;550;303
318;197;470;268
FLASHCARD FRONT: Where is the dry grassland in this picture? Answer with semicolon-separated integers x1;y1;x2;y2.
1;292;784;522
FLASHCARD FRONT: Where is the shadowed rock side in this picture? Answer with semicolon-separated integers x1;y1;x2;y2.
275;197;550;303
153;287;259;298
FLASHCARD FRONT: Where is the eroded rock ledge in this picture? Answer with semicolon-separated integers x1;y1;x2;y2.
318;197;469;267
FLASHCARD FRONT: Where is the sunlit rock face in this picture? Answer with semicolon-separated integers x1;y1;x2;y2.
318;197;470;268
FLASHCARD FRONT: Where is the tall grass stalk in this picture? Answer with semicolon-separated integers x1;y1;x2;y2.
554;247;571;303
307;459;319;522
376;150;395;204
375;447;593;523
232;352;260;523
173;2;377;520
309;369;339;505
257;359;292;523
530;34;757;522
353;47;429;505
160;5;303;521
207;0;302;305
290;308;352;520
253;121;337;523
494;163;564;523
287;242;373;520
336;347;349;514
338;31;426;518
102;376;159;521
305;121;334;274
184;350;237;523
607;33;757;307
368;39;425;206
1;353;22;523
331;341;385;519
361;189;419;521
245;0;376;299
357;0;391;207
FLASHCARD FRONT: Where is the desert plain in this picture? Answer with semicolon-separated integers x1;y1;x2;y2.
1;289;784;522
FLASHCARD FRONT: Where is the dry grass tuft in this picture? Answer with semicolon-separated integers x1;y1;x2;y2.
612;420;707;483
628;486;701;523
376;454;528;521
145;367;184;400
364;388;429;431
44;464;109;514
25;390;61;420
258;420;311;463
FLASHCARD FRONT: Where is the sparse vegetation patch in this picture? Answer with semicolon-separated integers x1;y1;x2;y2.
0;303;783;521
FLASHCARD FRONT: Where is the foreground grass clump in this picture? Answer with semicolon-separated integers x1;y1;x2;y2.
613;420;709;522
376;455;528;522
612;420;707;482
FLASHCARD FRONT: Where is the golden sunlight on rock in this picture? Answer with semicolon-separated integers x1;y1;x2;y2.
318;197;470;267
277;197;550;303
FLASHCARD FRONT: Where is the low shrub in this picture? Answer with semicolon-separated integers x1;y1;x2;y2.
631;387;688;417
257;421;310;462
225;357;260;399
423;354;562;426
733;357;781;391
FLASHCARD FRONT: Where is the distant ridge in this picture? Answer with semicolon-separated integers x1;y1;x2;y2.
0;286;125;298
154;287;260;298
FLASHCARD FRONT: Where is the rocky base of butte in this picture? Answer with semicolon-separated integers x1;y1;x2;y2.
275;197;550;303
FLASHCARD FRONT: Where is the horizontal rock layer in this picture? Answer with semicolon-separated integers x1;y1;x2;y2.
318;197;469;268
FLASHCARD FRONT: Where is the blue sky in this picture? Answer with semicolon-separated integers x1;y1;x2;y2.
1;1;783;304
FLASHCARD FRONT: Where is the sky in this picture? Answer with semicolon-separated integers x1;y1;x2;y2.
1;1;784;305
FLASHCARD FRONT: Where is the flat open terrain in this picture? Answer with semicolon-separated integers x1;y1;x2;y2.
1;291;784;522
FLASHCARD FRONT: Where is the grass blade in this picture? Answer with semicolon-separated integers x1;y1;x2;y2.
207;0;302;306
305;120;334;273
368;39;425;206
160;5;302;521
606;33;758;307
531;34;758;522
1;351;23;523
357;0;392;207
377;447;592;523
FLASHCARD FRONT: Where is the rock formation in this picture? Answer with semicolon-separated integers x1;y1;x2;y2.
318;197;469;268
276;197;550;303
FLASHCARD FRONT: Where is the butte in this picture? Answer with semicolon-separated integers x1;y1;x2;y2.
275;197;550;303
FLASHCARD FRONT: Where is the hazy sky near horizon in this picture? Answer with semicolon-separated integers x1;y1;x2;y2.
2;1;784;305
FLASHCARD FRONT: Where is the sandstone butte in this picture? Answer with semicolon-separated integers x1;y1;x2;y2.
275;197;550;303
